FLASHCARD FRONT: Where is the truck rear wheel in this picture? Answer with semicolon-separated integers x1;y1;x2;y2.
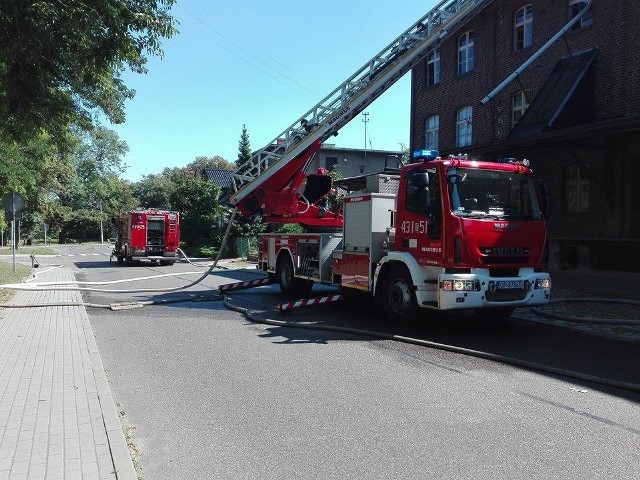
382;264;418;322
276;254;313;298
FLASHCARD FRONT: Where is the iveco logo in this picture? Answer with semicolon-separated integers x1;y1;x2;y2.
494;222;522;230
483;247;531;256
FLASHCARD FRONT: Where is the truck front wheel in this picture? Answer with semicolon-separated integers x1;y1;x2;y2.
382;264;418;322
276;254;312;298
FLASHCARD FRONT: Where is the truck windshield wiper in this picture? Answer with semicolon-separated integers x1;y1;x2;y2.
454;211;492;218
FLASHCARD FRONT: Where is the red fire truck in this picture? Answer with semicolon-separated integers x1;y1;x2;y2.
254;152;551;321
221;0;559;320
112;209;180;266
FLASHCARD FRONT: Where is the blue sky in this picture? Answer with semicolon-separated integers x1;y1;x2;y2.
113;0;438;182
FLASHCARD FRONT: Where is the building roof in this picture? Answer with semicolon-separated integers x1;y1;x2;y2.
204;168;234;189
320;144;403;155
510;48;598;138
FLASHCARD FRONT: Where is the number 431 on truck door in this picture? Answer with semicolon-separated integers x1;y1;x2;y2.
400;220;427;234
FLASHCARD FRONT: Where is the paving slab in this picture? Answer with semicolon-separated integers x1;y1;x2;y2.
0;266;136;480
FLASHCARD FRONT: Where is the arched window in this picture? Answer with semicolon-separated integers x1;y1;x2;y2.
514;5;533;51
457;31;474;75
425;115;439;150
512;91;529;126
456;107;472;147
565;164;590;212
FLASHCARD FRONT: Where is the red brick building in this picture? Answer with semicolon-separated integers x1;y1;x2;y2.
410;0;640;271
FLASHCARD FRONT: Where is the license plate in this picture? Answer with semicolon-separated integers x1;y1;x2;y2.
496;280;523;290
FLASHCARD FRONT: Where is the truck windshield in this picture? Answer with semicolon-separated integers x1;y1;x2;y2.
447;167;543;220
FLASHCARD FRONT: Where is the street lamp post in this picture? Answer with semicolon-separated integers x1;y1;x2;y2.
99;201;104;244
362;112;369;163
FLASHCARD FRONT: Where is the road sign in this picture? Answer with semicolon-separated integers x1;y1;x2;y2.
3;191;24;221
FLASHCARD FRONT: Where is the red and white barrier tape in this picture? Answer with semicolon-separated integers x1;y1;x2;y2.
277;294;344;312
218;277;273;292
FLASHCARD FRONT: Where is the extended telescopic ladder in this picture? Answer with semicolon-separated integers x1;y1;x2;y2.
229;0;490;208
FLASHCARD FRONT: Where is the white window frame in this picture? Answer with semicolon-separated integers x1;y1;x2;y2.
514;4;533;51
569;0;593;29
512;91;529;126
425;115;439;150
565;164;590;212
457;31;474;75
427;49;440;86
456;106;472;148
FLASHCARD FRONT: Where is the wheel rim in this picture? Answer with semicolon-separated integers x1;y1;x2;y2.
389;278;411;313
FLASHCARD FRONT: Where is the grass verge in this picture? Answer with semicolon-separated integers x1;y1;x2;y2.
0;260;32;304
0;246;57;256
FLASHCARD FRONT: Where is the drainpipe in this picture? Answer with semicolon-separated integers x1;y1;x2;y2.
480;0;591;105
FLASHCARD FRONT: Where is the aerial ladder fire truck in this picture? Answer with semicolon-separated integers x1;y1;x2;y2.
224;0;553;321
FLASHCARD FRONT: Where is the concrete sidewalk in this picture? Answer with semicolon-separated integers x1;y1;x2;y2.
0;266;136;480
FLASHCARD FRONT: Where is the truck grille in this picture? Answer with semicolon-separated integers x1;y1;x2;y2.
480;246;530;265
485;289;528;302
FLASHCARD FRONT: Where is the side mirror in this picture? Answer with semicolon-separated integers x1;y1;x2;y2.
410;171;430;186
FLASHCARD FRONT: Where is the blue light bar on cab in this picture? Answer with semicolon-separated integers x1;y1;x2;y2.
412;149;439;160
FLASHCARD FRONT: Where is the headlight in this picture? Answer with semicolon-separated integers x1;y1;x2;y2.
535;277;552;289
441;279;479;292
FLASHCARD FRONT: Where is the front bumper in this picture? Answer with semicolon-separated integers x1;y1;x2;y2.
418;269;551;311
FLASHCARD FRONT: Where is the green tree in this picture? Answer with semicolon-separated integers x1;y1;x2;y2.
133;170;177;210
189;156;234;174
58;126;136;242
231;125;265;254
326;165;344;213
0;135;60;199
129;155;237;255
0;0;177;146
0;133;76;243
169;177;224;253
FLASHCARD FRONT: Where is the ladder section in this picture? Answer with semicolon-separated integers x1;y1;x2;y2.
229;0;490;207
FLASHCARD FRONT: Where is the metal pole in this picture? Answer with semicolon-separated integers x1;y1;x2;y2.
362;112;369;163
11;220;15;272
480;0;591;105
100;202;104;244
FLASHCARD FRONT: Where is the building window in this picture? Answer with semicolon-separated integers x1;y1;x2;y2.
425;115;439;150
325;157;338;171
457;31;474;75
569;0;592;29
456;106;472;147
512;91;529;126
565;164;590;212
427;49;440;86
514;5;533;51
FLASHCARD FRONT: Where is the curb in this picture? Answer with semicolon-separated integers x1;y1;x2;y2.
81;305;138;480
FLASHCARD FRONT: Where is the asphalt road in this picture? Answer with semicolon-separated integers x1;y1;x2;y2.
47;243;640;480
